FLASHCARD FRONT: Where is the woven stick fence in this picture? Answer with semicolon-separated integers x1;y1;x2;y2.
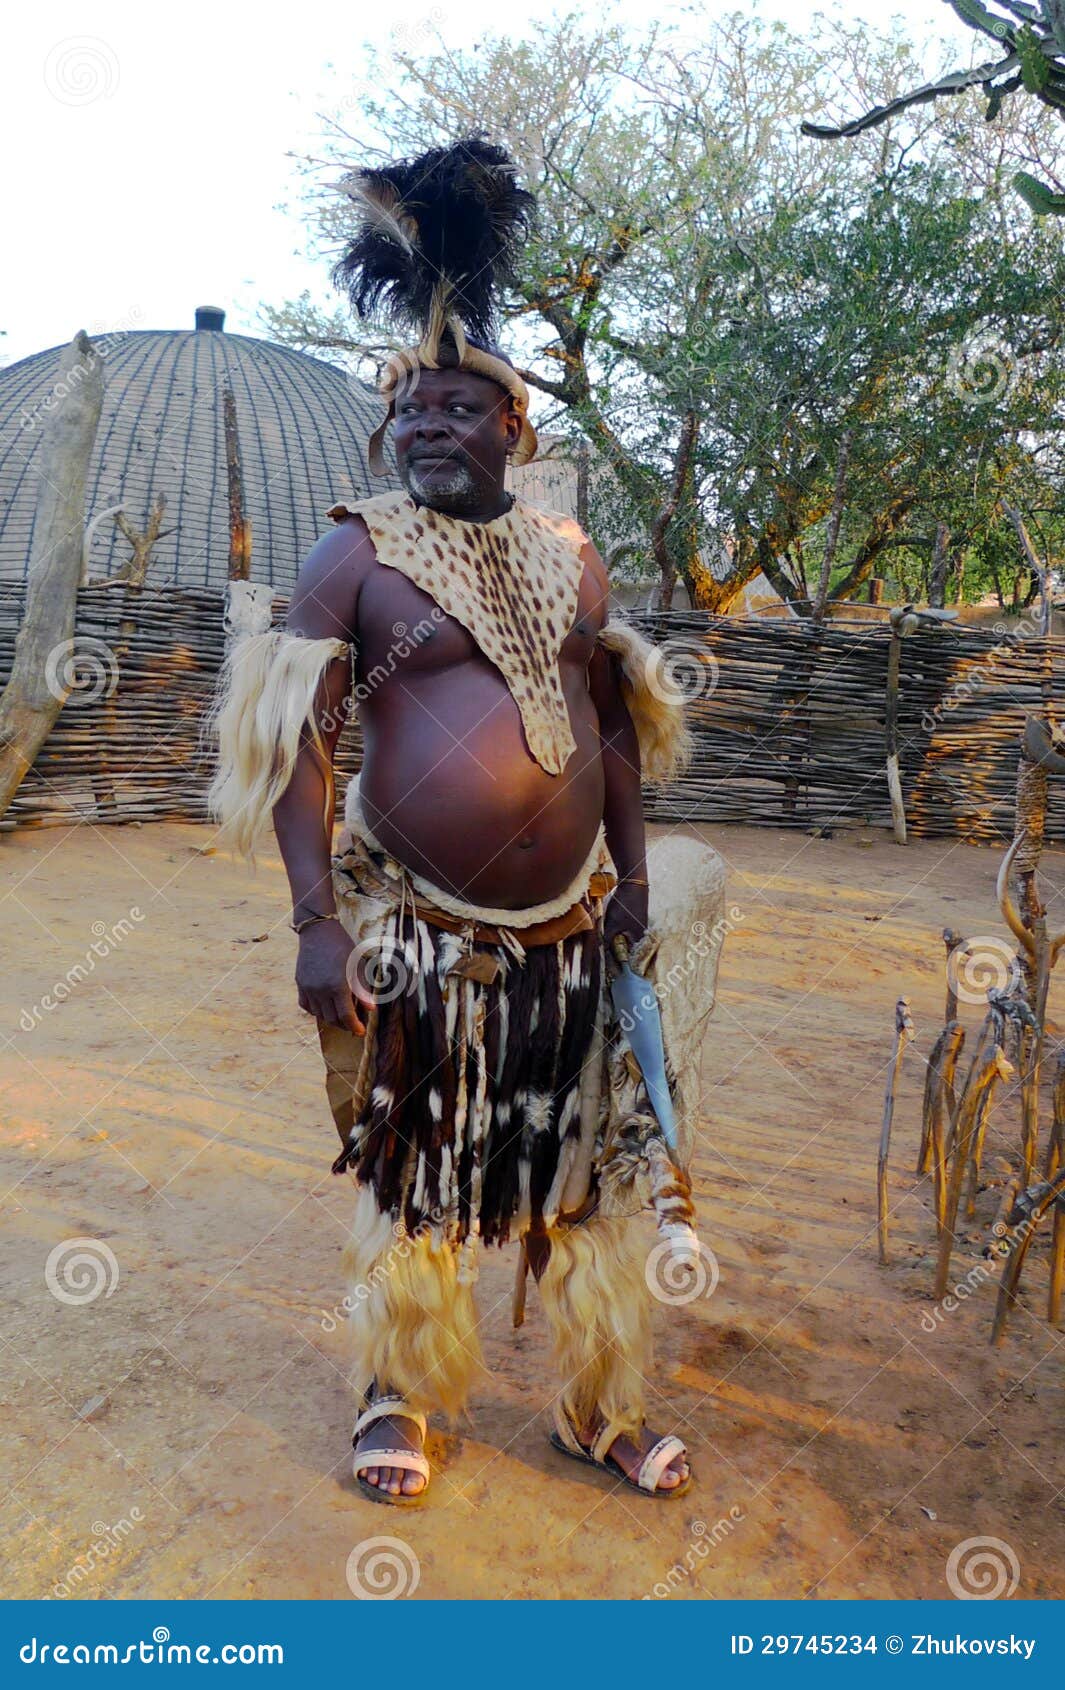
0;583;363;829
5;585;1065;836
633;610;1065;840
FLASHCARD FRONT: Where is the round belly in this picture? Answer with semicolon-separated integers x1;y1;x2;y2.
357;672;605;908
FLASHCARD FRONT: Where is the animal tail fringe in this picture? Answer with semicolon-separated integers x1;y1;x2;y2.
597;619;693;784
538;1212;653;1440
205;629;348;861
342;1185;483;1420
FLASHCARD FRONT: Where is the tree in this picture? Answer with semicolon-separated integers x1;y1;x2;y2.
686;164;1065;611
802;0;1065;216
264;6;1065;609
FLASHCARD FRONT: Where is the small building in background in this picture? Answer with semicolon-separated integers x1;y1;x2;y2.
513;439;793;615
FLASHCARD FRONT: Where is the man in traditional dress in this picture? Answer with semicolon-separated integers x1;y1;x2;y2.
210;136;724;1507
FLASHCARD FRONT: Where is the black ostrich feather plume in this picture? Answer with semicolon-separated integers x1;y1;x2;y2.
332;133;535;346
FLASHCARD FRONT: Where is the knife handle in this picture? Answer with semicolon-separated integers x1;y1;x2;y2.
611;933;631;965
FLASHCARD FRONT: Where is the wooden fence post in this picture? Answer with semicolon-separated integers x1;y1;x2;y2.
0;331;104;822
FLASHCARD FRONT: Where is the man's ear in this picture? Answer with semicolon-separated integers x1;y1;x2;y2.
503;401;523;455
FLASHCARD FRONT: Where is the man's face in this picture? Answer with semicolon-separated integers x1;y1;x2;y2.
393;367;522;514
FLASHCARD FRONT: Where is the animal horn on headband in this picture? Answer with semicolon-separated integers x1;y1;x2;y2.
331;133;536;350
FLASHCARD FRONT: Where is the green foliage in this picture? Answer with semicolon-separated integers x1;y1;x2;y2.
1014;168;1065;211
267;5;1065;612
805;2;1065;218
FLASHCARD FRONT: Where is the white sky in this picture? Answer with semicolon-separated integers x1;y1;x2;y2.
3;0;969;367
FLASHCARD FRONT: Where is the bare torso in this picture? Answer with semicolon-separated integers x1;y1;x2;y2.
353;535;608;908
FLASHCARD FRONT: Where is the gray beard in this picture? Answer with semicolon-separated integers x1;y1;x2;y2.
403;460;482;512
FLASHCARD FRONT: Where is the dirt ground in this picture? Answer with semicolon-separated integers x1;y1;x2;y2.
2;817;1064;1601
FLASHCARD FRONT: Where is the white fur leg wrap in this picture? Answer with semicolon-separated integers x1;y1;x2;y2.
206;628;349;859
341;1185;482;1420
538;1213;654;1441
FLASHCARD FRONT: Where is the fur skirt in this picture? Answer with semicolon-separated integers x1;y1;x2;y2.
331;901;603;1248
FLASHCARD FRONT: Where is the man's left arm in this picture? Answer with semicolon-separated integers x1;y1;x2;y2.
588;634;648;952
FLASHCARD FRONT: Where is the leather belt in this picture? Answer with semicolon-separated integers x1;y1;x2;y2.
333;827;615;952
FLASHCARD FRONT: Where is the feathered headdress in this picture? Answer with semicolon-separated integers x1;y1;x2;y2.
332;134;539;474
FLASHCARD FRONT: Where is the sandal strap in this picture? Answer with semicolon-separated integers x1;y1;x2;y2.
591;1416;634;1468
636;1434;688;1493
353;1396;427;1443
554;1404;688;1494
551;1399;586;1457
353;1448;431;1481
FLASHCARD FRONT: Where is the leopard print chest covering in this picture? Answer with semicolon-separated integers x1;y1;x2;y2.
326;491;588;775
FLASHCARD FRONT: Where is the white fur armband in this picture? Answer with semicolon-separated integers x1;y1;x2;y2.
206;629;349;860
596;619;693;784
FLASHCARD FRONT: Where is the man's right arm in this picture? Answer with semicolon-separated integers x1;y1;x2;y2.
272;516;374;1034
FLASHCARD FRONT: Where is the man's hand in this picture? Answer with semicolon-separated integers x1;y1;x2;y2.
604;877;649;958
296;921;373;1035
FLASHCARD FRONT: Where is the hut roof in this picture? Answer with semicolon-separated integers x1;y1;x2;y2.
0;308;401;592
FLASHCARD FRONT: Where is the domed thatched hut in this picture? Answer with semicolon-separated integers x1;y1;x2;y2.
0;311;410;827
0;311;592;829
0;307;399;593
